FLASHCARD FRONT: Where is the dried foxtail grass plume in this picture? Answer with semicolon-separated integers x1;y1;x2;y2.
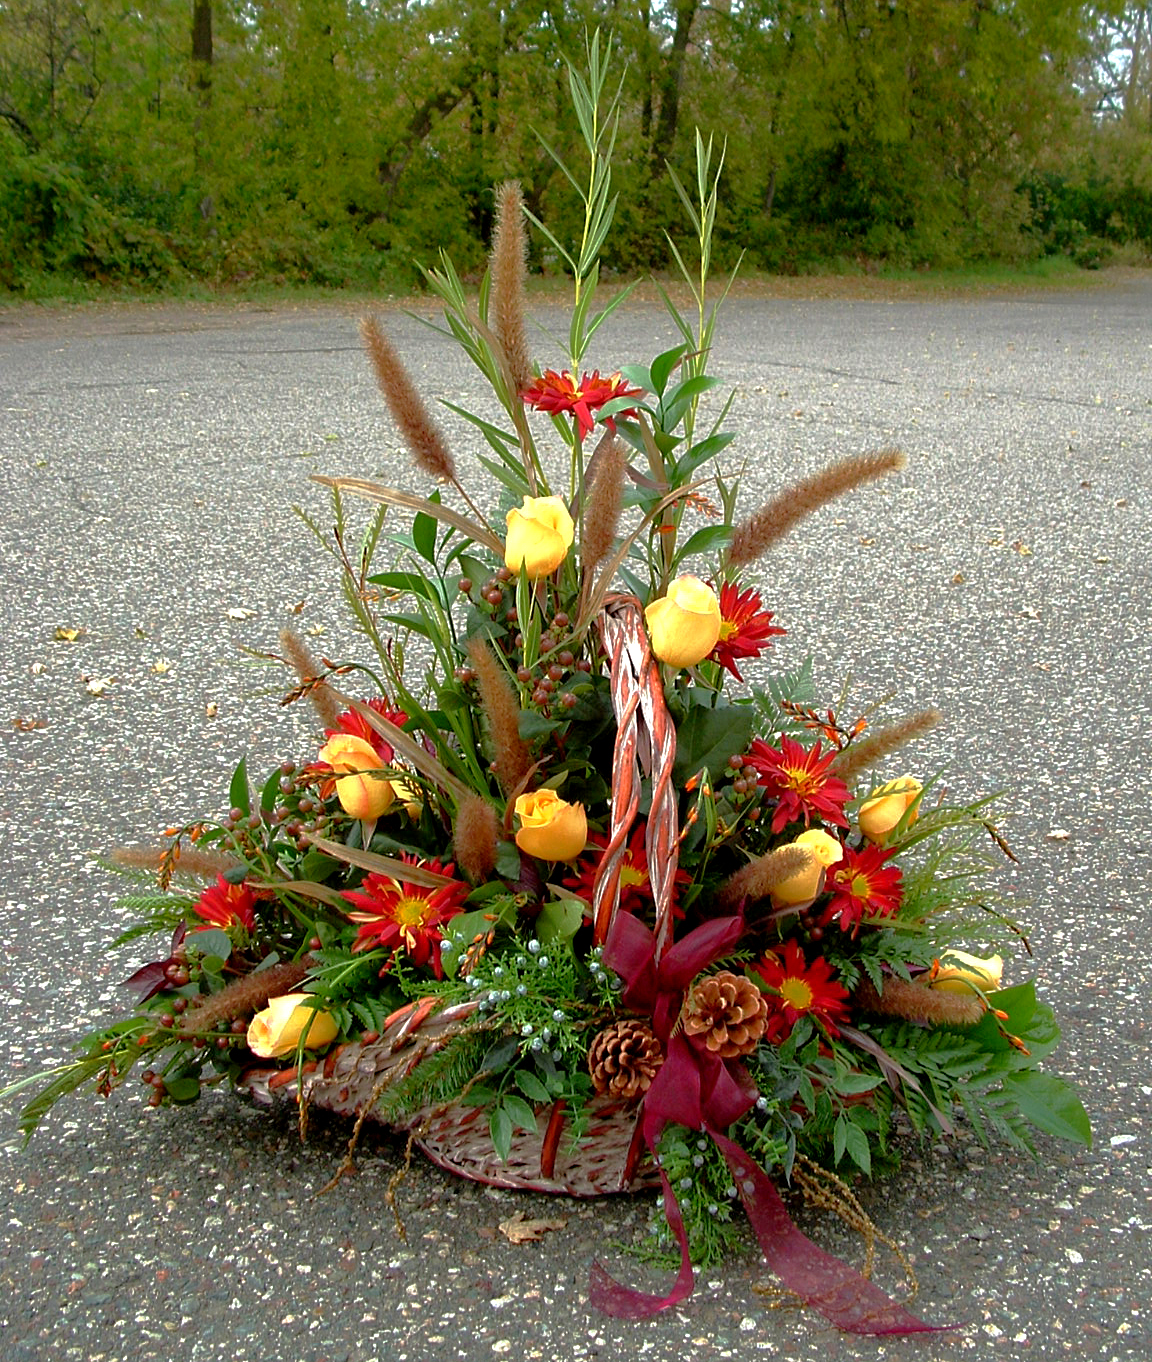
832;709;942;785
280;628;343;729
454;794;500;882
715;844;813;909
176;958;313;1037
489;181;533;395
361;316;457;483
466;637;532;792
112;845;241;882
854;974;984;1028
580;433;627;578
728;448;906;568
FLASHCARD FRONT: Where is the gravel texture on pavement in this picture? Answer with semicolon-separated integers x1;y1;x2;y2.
1;281;1149;1362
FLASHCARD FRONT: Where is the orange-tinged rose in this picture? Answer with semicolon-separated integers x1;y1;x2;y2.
246;993;339;1058
514;789;588;862
771;828;844;906
931;950;1004;994
504;495;575;578
857;776;922;844
644;576;722;668
318;733;395;820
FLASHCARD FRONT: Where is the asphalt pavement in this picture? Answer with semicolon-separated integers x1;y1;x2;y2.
1;277;1150;1362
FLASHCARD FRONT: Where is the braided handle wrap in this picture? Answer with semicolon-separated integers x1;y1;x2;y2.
591;597;680;961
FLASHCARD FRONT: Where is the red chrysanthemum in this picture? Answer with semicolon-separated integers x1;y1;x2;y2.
822;843;904;936
326;696;409;764
563;822;691;919
341;856;469;978
747;735;851;833
709;582;786;681
521;369;642;442
191;875;256;936
754;940;851;1042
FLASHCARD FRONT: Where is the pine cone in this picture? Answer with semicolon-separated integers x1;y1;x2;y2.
588;1018;663;1101
682;970;769;1059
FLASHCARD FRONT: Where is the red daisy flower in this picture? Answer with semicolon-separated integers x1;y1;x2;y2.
747;735;851;833
341;856;469;978
822;843;904;936
754;940;851;1042
326;696;409;764
709;582;786;681
563;822;691;919
191;875;257;936
521;369;642;442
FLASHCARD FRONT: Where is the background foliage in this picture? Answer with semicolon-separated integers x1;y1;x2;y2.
1;0;1150;292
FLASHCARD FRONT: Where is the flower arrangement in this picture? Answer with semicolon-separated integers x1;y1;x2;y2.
10;34;1088;1335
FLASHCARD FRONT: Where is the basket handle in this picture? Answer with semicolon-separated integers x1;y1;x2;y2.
591;597;679;961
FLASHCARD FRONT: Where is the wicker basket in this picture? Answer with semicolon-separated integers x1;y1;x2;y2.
239;599;675;1197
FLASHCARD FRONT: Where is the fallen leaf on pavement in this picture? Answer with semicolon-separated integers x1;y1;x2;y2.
497;1212;567;1244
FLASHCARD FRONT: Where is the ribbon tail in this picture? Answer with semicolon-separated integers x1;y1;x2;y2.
710;1129;953;1336
589;1166;695;1319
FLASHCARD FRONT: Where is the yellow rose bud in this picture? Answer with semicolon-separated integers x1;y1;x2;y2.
514;788;588;862
246;993;339;1058
931;950;1004;994
318;733;395;820
771;828;845;906
644;576;722;668
504;495;575;579
857;776;922;844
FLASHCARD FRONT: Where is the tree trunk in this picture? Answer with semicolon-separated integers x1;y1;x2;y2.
650;0;698;171
192;0;213;98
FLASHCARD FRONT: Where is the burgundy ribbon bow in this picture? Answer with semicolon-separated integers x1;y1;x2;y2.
591;909;947;1335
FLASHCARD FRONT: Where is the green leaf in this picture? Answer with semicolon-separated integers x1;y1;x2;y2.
649;344;689;398
163;1076;201;1104
515;1070;552;1104
518;710;560;740
843;1118;872;1175
496;841;522;879
228;757;250;817
660;375;721;430
502;1093;539;1135
1001;1072;1092;1146
490;1105;513;1162
260;767;282;815
412;508;439;564
537;897;584;944
833;1113;847;1164
673;524;732;569
187;929;232;962
672;703;756;785
367;570;446;606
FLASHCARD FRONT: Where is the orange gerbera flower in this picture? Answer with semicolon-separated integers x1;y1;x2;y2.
822;844;904;936
341;856;469;978
521;369;642;442
191;875;256;936
747;735;850;833
754;940;851;1042
709;582;786;681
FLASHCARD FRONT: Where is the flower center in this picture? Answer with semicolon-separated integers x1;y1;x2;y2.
620;863;648;889
781;763;820;797
779;977;815;1011
849;872;873;900
392;895;432;928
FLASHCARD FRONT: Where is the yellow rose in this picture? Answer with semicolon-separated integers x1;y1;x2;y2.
504;495;575;578
857;776;922;844
931;950;1004;994
318;733;395;820
771;828;845;906
246;993;339;1058
514;788;588;862
644;576;722;668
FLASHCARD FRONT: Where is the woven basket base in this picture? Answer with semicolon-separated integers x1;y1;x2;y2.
238;1005;659;1197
